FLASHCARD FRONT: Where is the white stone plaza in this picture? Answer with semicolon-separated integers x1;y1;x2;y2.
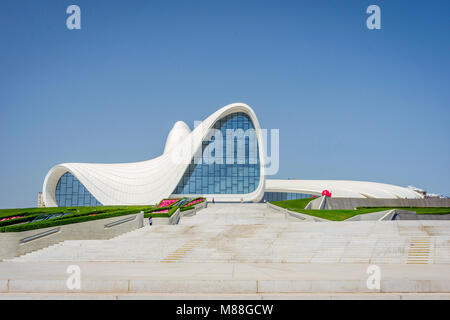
1;203;449;299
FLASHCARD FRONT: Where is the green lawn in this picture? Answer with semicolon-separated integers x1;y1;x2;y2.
0;206;134;219
0;198;206;232
0;205;160;232
270;198;315;211
270;198;450;221
0;198;205;232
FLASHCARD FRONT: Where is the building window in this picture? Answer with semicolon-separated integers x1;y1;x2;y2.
173;112;260;195
55;172;102;207
260;192;316;202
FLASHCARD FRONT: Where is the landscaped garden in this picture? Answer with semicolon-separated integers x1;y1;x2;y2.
270;198;450;221
0;197;206;232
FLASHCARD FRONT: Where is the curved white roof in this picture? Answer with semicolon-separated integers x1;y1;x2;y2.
43;103;266;206
163;121;192;154
265;179;423;199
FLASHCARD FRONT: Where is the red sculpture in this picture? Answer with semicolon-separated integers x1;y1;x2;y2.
322;190;332;197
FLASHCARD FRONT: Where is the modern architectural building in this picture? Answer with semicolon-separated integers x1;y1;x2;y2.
37;192;45;208
42;103;423;207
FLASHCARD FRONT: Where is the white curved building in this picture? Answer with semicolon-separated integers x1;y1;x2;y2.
265;179;422;200
42;103;422;207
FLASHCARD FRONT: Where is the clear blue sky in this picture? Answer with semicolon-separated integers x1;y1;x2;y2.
0;0;449;208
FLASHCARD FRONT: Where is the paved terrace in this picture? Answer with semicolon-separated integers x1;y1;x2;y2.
1;203;449;298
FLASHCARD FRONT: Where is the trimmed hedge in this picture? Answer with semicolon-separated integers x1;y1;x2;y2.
0;208;128;228
0;207;78;219
0;197;206;232
0;206;131;219
0;215;37;227
0;206;154;232
0;208;146;233
182;197;206;207
144;206;179;218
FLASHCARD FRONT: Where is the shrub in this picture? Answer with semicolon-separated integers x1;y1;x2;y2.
0;197;208;232
144;206;179;218
0;207;156;233
182;197;205;207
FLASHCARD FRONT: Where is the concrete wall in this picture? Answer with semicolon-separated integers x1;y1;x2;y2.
169;209;181;225
266;202;327;222
1;202;209;260
180;201;207;218
0;212;144;261
392;211;450;221
344;209;450;222
305;197;322;210
143;201;208;226
344;210;395;221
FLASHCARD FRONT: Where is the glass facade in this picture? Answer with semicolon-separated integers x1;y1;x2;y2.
55;172;102;207
260;192;317;202
173;112;260;195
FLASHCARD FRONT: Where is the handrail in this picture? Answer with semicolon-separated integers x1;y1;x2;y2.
379;209;396;221
319;196;327;210
104;215;136;228
20;228;60;244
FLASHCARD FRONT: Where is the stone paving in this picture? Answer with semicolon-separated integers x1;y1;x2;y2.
8;204;450;265
1;203;450;296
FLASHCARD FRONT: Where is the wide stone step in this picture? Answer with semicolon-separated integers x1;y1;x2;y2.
1;262;449;294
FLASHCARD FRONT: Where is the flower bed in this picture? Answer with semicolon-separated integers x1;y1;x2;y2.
144;206;178;218
157;199;180;208
183;198;205;207
151;209;169;214
177;198;191;206
0;216;23;222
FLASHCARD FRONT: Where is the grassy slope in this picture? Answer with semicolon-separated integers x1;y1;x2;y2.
270;198;315;211
270;199;450;221
0;197;206;232
0;206;160;232
0;206;129;218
